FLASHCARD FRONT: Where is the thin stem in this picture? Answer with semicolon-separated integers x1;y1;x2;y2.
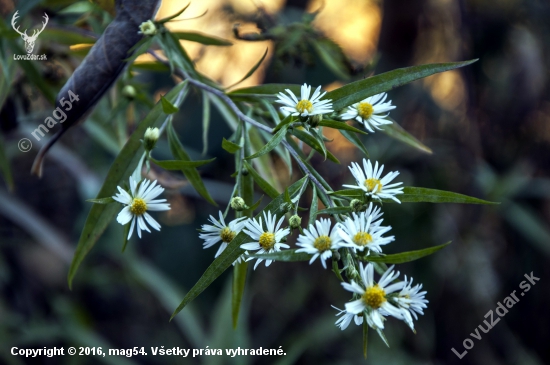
147;50;335;208
281;140;334;208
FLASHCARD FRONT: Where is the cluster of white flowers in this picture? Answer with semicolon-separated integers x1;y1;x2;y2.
110;82;427;339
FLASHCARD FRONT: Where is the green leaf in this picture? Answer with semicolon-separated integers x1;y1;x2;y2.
330;189;364;198
222;138;241;154
161;95;179;114
291;129;340;163
273;114;294;133
68;81;188;288
326;60;478;111
339;129;369;157
121;221;131;253
243;160;279;199
227;48;268;89
309;184;318;223
157;3;191;23
380;119;432;154
311;38;349;80
245;125;288;160
317;206;353;215
0;135;13;192
317;120;367;135
397;187;498;204
228;84;301;101
150;157;215;169
171;177;308;320
232;261;248;329
86;197;115;204
173;31;232;46
201;91;210;155
364;242;451;264
167;121;217;206
247;249;311;262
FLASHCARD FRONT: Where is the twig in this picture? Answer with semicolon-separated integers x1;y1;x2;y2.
147;50;335;207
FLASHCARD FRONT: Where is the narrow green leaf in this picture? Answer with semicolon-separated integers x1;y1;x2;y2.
173;31;232;46
273;114;294;133
312;127;328;160
318;206;353;215
243;160;279;199
380;119;432;154
171;177;308;320
68;81;188;288
222;138;241;154
228;84;301;101
311;38;350;80
247;249;311;262
167;122;217;206
397;187;498;204
86;197;115;204
201;91;210;155
309;184;318;223
161;95;179;114
245;125;288;160
363;242;451;264
232;261;248;329
249;195;264;212
329;189;364;198
157;2;191;23
318;120;367;135
376;329;390;348
0;135;14;191
326;60;478;110
339;129;369;157
227;48;268;89
291;129;340;163
151;157;215;169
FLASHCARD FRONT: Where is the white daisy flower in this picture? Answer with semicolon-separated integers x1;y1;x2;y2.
342;263;405;330
393;276;429;332
332;305;363;330
343;158;404;203
340;92;395;133
337;208;394;254
295;218;343;269
199;211;247;258
241;211;290;269
276;83;333;117
113;177;171;239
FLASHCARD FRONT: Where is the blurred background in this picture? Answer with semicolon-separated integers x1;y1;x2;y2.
1;0;549;364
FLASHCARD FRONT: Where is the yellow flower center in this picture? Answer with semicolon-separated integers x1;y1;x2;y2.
296;100;313;114
129;198;147;216
220;227;236;243
362;285;386;309
357;102;374;119
259;232;276;250
353;232;373;246
313;235;332;252
364;178;382;193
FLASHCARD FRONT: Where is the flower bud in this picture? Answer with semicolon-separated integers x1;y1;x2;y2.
279;202;293;213
122;85;137;99
231;197;247;211
289;214;302;229
350;199;363;212
143;127;160;152
309;114;323;127
138;20;157;36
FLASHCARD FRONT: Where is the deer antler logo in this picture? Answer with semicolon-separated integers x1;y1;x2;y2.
11;11;49;54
